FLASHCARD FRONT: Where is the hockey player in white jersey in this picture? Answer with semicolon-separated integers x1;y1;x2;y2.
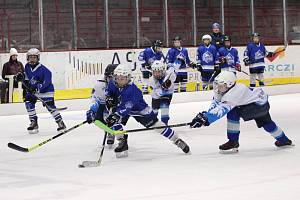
149;60;177;125
86;64;119;147
190;71;293;153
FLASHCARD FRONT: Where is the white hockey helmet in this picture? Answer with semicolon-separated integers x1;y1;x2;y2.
202;34;212;42
151;60;166;79
213;71;237;93
114;64;132;87
27;48;40;61
151;60;166;71
9;48;18;56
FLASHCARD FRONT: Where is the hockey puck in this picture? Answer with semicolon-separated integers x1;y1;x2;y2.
78;164;85;168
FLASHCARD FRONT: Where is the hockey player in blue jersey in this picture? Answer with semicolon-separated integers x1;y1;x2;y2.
138;40;164;94
210;23;225;50
86;64;119;147
15;48;66;134
243;33;274;87
190;71;293;153
105;64;190;157
149;60;177;125
217;35;241;74
196;34;219;89
166;36;194;92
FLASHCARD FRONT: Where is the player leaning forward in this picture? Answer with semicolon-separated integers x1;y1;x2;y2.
105;64;190;157
190;71;293;152
15;48;66;134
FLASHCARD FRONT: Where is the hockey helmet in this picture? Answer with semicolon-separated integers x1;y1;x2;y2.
202;34;212;42
213;71;237;93
27;48;40;61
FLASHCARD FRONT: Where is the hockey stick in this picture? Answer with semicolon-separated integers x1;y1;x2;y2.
204;70;217;90
78;131;108;168
22;81;67;111
94;120;190;135
8;121;88;153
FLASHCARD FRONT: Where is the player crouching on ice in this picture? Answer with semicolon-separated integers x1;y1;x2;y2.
149;60;176;125
86;64;119;148
14;48;66;134
190;71;293;153
105;64;190;158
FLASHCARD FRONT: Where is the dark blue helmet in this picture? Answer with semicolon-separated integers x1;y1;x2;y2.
252;32;260;37
212;23;221;29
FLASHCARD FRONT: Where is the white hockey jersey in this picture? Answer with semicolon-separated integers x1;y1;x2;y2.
90;75;107;111
149;68;177;99
205;83;268;124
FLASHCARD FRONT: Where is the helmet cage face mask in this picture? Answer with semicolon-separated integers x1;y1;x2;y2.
153;69;165;79
213;80;229;94
114;74;130;88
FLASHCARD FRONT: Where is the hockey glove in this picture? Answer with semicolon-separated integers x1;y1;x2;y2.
106;113;121;127
266;52;275;58
106;96;118;109
219;56;227;64
243;57;250;66
188;62;197;69
214;64;221;73
14;72;25;82
145;63;152;70
161;79;172;89
190;112;209;128
86;110;96;124
195;63;203;72
235;63;241;72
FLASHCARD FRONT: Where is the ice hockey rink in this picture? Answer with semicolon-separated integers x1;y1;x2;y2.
0;86;300;200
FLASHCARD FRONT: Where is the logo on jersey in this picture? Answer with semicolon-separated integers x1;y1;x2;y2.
225;53;235;65
202;51;214;63
254;50;265;60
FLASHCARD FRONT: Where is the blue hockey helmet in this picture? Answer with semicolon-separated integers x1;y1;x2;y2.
212;23;221;29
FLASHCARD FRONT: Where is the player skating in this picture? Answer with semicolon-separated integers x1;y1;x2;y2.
149;60;176;125
190;71;293;153
15;48;66;134
105;64;190;157
85;64;119;147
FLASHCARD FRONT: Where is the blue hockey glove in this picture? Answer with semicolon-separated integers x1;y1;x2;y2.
106;96;118;109
86;110;96;124
190;112;209;128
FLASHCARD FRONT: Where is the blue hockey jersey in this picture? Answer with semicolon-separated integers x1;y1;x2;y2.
138;47;164;70
197;44;218;71
243;42;267;70
166;47;191;69
106;81;150;118
24;63;54;97
218;47;240;71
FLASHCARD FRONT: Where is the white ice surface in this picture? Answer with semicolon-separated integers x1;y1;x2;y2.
0;93;300;200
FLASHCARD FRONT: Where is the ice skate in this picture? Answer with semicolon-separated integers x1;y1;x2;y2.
27;120;39;134
275;139;294;148
57;120;66;133
174;138;190;154
114;134;128;158
219;140;239;154
106;133;115;149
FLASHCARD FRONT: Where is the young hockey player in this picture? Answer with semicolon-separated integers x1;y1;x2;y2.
105;64;190;158
190;71;293;153
196;34;219;89
149;60;177;125
15;48;66;134
166;36;194;92
138;40;164;94
86;64;119;147
210;23;225;50
243;33;274;87
217;35;241;74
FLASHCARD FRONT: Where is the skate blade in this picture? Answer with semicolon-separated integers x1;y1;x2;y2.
78;160;101;168
28;129;39;134
115;150;128;158
57;129;66;133
219;148;239;154
276;144;295;149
